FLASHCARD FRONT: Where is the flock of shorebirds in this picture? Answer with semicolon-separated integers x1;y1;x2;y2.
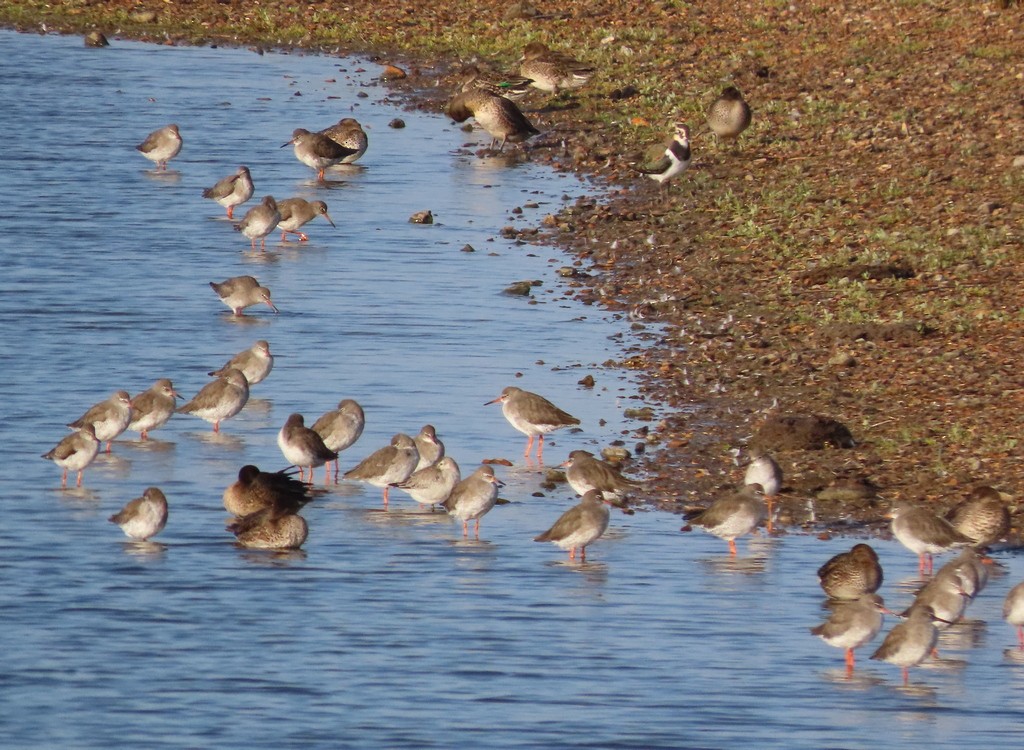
42;36;1024;685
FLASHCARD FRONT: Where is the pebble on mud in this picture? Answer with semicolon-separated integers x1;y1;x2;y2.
623;407;655;421
578;375;595;388
504;280;541;296
601;446;631;463
388;118;405;129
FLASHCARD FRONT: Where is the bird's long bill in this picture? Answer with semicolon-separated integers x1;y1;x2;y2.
280;140;293;148
266;301;280;313
483;396;501;405
323;213;336;228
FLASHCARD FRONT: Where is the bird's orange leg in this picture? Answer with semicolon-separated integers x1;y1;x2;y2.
76;470;84;487
226;207;234;220
523;435;534;457
61;469;68;489
213;421;221;433
728;539;738;556
382;487;390;509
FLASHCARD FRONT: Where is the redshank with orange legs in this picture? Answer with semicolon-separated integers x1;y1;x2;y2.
127;379;180;440
233;195;281;251
202;165;253;219
175;368;249;433
534;489;613;562
67;390;133;453
312;399;365;482
283;128;358;180
276;198;335;242
136;123;181;171
870;604;945;685
810;593;888;674
277;413;338;484
684;484;766;556
343;433;419;508
889;502;973;575
42;424;100;488
443;465;503;537
485;386;579;462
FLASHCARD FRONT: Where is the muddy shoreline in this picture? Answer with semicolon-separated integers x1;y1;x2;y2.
3;1;1021;539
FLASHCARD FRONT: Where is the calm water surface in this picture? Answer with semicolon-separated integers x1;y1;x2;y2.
1;30;1022;749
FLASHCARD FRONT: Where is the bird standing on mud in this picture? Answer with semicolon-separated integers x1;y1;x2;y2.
633;123;691;187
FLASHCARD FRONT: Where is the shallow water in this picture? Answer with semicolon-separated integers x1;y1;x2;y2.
1;29;1022;749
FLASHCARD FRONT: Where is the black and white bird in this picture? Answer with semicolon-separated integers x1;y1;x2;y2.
633;123;691;187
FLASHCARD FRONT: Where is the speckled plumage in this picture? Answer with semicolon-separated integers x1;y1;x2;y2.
318;118;368;163
223;464;312;518
817;543;883;600
446;90;540;151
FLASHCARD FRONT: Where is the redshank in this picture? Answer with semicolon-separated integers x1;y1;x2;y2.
562;449;636;500
810;593;887;673
277;413;339;484
889;502;973;575
67;389;133;453
343;433;419;508
443;465;504;537
126;379;181;440
744;451;783;531
223;464;311;518
202;166;254;219
446;90;540;152
936;547;990;601
485;386;580;461
136;123;181;171
109;487;168;541
233;195;281;251
903;571;969;631
870;604;943;684
519;42;595;95
209;275;278;316
392;456;462;508
276;198;335;242
209;340;274;387
706;86;752;146
42;424;100;488
319;117;368;164
945;485;1011;548
534;489;612;562
283;128;358;180
176;368;249;433
312;399;365;481
684;483;766;555
634;123;691;187
817;543;884;600
227;497;309;550
1004;581;1024;649
413;424;444;471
